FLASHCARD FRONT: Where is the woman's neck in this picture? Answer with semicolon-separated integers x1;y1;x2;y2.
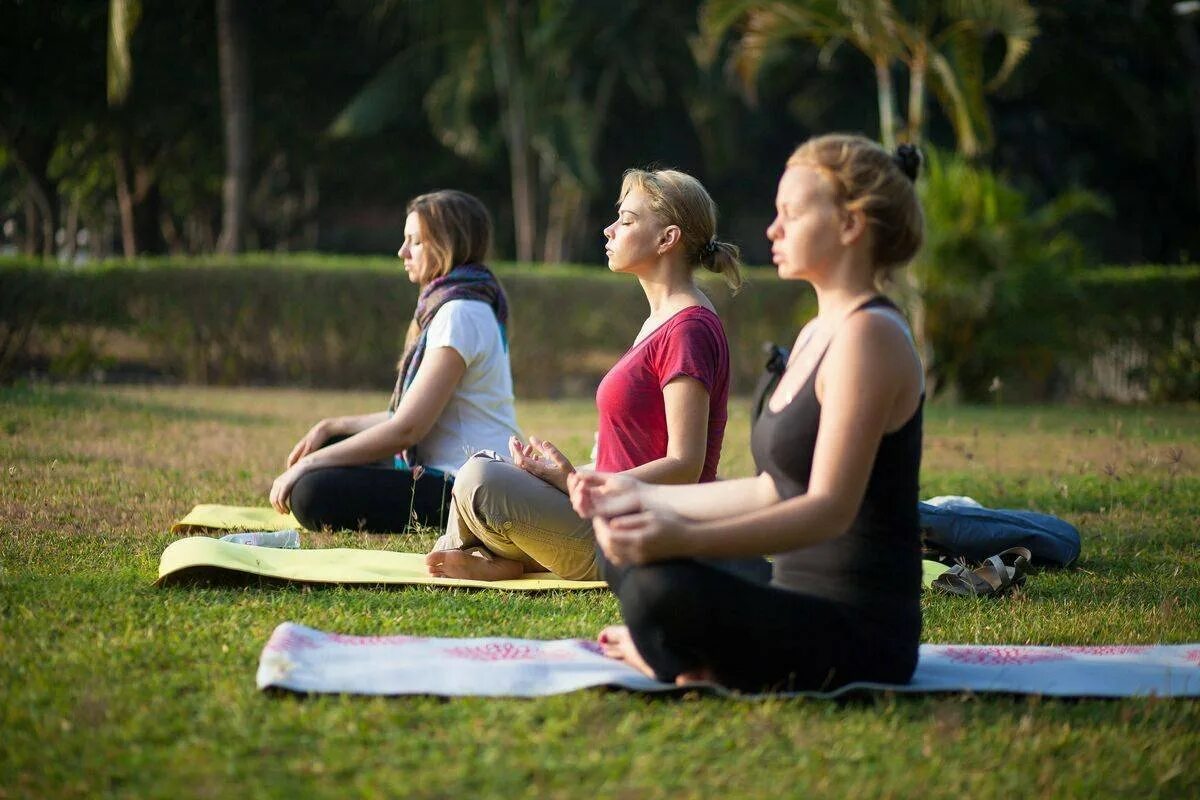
636;257;703;317
810;253;879;321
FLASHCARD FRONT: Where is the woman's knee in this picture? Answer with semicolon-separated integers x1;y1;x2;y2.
289;469;338;529
619;563;694;629
452;454;525;522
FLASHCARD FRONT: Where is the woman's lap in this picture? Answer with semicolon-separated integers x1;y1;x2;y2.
290;465;452;534
447;453;598;579
605;556;918;693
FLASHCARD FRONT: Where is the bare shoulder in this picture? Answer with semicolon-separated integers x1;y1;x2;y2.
831;308;918;368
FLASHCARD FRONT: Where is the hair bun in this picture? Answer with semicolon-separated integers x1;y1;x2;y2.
893;144;921;181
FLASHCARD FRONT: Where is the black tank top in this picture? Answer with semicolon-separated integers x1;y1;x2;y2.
750;296;923;629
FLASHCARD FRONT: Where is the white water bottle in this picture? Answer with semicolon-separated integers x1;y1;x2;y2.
219;529;301;549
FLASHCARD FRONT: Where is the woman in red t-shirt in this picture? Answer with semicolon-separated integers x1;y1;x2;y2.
426;168;743;581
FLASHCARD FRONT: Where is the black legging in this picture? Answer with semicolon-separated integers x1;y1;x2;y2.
601;554;919;693
288;437;454;533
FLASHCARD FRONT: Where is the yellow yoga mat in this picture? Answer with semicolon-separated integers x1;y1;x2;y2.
172;504;299;533
165;506;947;589
155;536;608;590
923;560;950;587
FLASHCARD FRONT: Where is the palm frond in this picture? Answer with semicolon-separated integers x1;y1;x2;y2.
928;49;981;156
942;0;1038;90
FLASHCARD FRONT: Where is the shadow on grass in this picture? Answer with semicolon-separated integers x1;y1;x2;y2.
0;384;273;426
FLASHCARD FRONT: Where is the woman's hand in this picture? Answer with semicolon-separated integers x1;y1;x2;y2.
509;435;575;493
593;508;686;566
286;420;333;469
270;460;310;514
567;470;644;519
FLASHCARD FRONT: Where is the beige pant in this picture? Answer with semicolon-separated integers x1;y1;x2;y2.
439;452;600;580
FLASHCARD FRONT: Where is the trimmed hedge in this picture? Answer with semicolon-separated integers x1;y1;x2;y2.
2;258;1196;400
0;258;815;397
1072;265;1200;401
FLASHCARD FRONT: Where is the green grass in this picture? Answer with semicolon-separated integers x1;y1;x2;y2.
1;385;1198;799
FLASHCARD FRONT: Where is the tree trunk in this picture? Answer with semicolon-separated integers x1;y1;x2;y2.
542;180;583;264
906;47;926;145
216;0;252;254
63;200;80;263
486;0;536;262
21;192;38;256
873;55;897;150
11;149;58;259
113;149;138;257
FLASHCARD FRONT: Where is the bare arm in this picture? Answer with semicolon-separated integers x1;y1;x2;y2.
571;471;779;522
326;411;391;437
620;375;711;484
284;411;390;468
301;347;466;469
589;313;921;564
514;374;712;492
270;347;466;512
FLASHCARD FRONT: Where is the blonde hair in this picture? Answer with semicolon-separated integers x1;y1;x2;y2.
619;168;743;292
406;190;492;283
788;134;924;278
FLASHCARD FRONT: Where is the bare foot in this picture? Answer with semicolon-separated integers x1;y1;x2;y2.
675;668;715;686
425;549;524;581
596;625;656;679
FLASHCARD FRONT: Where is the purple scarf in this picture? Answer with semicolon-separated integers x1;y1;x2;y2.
387;264;509;466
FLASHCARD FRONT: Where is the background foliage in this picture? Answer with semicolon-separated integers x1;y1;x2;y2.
2;257;1196;401
2;0;1198;265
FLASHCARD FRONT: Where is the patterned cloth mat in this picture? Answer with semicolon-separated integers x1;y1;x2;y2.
156;537;607;590
256;622;1200;698
172;504;300;533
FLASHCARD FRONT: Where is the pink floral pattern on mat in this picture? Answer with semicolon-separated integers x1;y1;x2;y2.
443;643;544;661
576;640;604;656
327;633;426;647
942;646;1072;666
1185;649;1200;667
442;642;582;662
1059;646;1152;656
265;628;320;652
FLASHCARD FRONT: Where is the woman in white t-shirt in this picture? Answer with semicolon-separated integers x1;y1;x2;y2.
269;190;520;533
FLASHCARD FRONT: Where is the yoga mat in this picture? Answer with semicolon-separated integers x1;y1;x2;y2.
156;537;608;590
172;504;298;533
257;622;1200;699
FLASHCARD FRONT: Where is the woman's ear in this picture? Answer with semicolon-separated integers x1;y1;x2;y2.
658;225;682;254
839;207;869;247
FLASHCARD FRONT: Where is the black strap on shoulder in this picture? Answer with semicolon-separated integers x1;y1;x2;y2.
751;342;790;422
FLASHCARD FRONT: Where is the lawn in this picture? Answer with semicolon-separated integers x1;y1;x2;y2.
1;384;1198;799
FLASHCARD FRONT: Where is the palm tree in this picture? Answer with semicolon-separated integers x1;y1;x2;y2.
699;0;1038;155
331;0;683;263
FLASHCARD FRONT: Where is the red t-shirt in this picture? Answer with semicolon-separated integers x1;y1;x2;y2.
594;306;729;482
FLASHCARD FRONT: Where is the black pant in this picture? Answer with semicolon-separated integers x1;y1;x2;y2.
601;554;919;693
289;435;454;533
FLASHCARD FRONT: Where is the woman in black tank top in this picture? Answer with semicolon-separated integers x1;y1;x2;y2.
568;135;927;692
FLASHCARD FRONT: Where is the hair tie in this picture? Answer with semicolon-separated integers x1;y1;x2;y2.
703;235;719;258
893;144;921;181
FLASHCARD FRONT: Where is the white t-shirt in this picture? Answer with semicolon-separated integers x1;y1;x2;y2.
416;299;520;475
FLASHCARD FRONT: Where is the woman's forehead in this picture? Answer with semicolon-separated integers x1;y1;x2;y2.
778;164;831;201
618;187;649;213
